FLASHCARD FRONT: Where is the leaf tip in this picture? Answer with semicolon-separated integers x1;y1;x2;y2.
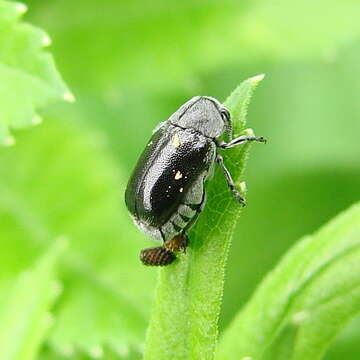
251;73;265;83
63;91;76;103
15;2;27;14
42;34;52;47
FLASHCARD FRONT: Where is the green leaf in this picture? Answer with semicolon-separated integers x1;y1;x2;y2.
25;0;360;104
0;238;65;360
0;0;71;146
0;118;156;356
237;0;360;62
216;202;360;360
143;75;265;360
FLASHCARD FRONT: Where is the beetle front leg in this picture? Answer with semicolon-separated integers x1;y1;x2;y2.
216;153;246;206
217;135;266;149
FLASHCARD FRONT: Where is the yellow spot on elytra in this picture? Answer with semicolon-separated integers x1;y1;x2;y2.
174;171;183;180
172;133;181;148
179;188;184;193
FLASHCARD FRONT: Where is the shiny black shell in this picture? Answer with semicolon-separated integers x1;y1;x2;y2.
125;122;215;229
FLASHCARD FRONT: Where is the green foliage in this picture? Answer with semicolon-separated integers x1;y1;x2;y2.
0;119;156;357
0;238;65;360
144;76;264;360
217;202;360;360
0;0;70;146
1;0;360;359
27;0;360;92
237;0;360;61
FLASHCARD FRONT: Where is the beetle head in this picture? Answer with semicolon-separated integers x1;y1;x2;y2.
170;96;230;138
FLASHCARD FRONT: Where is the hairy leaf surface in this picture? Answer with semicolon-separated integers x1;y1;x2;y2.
217;203;360;360
144;75;265;360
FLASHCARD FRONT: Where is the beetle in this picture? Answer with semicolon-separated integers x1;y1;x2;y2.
125;96;266;266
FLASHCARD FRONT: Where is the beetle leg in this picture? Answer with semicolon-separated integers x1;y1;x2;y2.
217;135;266;149
181;235;188;254
216;153;246;206
159;228;167;246
165;233;188;253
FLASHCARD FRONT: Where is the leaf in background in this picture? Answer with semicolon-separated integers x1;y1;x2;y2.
324;314;360;359
0;118;156;357
216;202;360;360
0;238;65;360
238;0;360;61
26;0;360;96
0;0;71;146
143;75;265;360
27;0;241;90
201;40;360;336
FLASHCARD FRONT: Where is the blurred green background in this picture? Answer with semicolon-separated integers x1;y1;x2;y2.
1;0;360;359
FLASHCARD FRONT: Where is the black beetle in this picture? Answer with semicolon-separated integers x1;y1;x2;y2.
125;96;265;266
